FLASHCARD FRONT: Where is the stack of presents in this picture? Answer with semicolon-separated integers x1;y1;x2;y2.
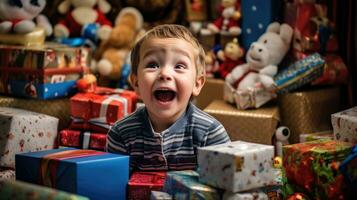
0;0;356;200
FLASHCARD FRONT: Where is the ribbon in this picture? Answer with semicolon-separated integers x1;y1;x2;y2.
39;149;105;188
92;94;128;124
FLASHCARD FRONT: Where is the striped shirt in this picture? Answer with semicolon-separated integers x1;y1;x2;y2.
106;102;230;171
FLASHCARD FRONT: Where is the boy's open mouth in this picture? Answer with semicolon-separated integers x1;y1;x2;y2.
154;89;176;102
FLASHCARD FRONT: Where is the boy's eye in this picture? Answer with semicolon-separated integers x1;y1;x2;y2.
175;63;186;69
146;62;159;68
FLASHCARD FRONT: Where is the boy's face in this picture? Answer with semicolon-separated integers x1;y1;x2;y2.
131;38;205;128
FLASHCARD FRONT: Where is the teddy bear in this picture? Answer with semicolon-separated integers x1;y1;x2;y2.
226;22;293;92
206;0;241;36
215;38;244;78
0;0;52;36
92;7;144;88
54;0;112;41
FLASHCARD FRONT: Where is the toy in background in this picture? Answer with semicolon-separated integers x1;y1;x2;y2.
273;126;290;157
215;38;244;78
76;73;97;93
54;0;112;46
92;7;144;88
184;0;207;34
204;46;221;78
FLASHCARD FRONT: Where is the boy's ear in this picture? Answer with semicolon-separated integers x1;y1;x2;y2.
192;75;205;97
129;74;139;91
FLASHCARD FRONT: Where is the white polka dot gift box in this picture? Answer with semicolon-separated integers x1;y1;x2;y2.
197;141;276;193
331;106;357;144
0;107;58;168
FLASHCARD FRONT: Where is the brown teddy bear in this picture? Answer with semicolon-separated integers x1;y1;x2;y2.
92;7;144;87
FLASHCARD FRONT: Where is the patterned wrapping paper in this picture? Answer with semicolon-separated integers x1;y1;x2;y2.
0;107;58;168
223;184;282;200
339;146;357;196
331;106;357;144
0;180;89;200
283;140;353;200
204;100;280;144
0;168;15;181
163;170;221;200
0;95;70;130
275;53;325;94
278;86;340;143
58;129;107;151
299;130;334;143
150;191;173;200
128;171;167;200
197;141;276;193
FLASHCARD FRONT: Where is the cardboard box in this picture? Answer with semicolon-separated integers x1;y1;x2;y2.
194;78;225;109
16;148;129;200
279;86;340;143
0;107;58;168
128;171;167;200
331;106;357;143
197;141;276;192
204;100;280;144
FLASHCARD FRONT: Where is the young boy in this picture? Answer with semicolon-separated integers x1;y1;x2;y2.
106;24;230;171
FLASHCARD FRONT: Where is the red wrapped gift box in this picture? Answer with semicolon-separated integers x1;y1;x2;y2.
58;129;107;151
128;171;167;200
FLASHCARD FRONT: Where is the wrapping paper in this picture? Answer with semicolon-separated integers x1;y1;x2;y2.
283;140;353;200
194;78;224;109
204;100;280;144
299;130;334;143
339;146;357;193
163;170;221;200
16;148;129;200
278;86;340;143
0;107;58;168
275;53;325;94
0;27;46;46
128;171;167;200
150;191;173;200
223;184;282;200
197;141;276;192
312;54;349;85
0;169;15;181
331;106;357;143
0;95;70;130
58;129;107;151
0;180;89;200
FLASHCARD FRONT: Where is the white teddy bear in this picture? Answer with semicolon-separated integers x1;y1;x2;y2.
226;22;293;92
0;0;52;36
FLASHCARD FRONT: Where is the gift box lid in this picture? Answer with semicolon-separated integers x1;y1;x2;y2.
332;106;357;120
198;140;274;155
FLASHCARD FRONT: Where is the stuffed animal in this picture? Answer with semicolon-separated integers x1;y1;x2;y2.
273;126;290;157
207;0;241;36
0;0;52;36
92;7;144;87
216;38;244;78
226;22;293;91
54;0;112;41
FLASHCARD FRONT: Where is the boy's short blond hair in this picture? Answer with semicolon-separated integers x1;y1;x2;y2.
130;24;206;77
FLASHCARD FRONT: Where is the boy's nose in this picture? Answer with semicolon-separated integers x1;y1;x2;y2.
158;67;173;81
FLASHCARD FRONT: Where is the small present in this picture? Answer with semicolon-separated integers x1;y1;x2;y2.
58;129;107;151
128;171;167;200
299;130;334;143
331;106;357;144
197;141;276;192
204;100;280;144
223;184;282;200
279;86;340;143
312;54;349;85
163;170;221;199
0;95;70;130
0;168;15;181
0;107;58;168
150;191;172;200
283;140;353;200
0;180;89;200
194;78;224;109
16;148;129;200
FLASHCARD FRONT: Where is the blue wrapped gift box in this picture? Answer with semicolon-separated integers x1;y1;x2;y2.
15;147;129;200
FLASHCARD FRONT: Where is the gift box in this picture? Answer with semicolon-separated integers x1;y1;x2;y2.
194;78;224;109
275;53;325;94
150;191;173;200
279;86;340;143
299;130;334;143
283;140;353;200
0;95;70;130
331;106;357;143
163;170;221;199
0;107;58;168
0;180;89;200
197;141;276;192
312;54;348;85
128;171;167;200
0;44;89;99
241;0;282;50
223;184;282;200
59;129;107;151
0;168;15;181
16;148;129;200
70;88;137;131
204;100;280;144
339;145;357;198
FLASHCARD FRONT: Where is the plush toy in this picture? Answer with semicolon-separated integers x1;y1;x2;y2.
273;126;290;157
216;38;244;78
92;7;144;87
207;0;241;36
54;0;112;41
226;22;293;92
0;0;52;36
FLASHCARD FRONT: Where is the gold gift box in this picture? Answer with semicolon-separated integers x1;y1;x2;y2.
278;87;340;143
204;100;280;144
194;78;225;109
0;96;70;130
